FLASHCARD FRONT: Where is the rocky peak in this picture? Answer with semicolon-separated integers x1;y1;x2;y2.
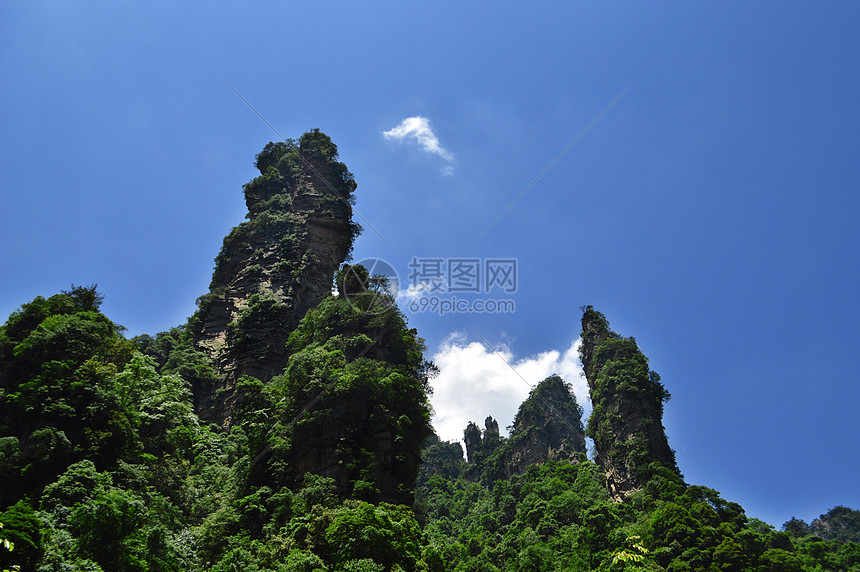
499;375;586;478
579;305;679;501
462;375;586;482
463;416;502;464
483;416;501;448
463;421;483;464
190;130;360;425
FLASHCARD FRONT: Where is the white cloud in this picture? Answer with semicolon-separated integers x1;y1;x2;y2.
395;282;430;305
383;116;454;174
428;333;590;444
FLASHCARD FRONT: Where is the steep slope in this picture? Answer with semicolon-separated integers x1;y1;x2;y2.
579;305;679;500
190;130;361;424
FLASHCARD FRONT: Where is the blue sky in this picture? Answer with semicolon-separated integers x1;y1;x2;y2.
1;2;858;528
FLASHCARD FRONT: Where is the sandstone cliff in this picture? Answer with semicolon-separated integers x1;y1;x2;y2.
191;130;360;424
579;306;679;500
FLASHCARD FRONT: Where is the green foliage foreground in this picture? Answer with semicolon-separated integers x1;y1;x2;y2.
0;288;858;570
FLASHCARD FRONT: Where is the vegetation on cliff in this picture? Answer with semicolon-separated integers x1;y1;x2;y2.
2;288;860;570
191;130;363;425
579;306;679;501
457;375;586;484
234;285;435;506
0;280;437;571
414;453;860;571
785;507;860;545
0;133;857;570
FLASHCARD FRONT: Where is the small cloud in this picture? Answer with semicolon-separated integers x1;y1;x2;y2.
383;116;454;174
429;334;589;444
396;282;430;305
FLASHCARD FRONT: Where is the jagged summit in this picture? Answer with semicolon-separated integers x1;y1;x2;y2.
507;374;587;465
456;374;586;482
579;305;679;500
190;130;361;424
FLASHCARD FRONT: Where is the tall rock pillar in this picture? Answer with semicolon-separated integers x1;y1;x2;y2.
579;306;679;500
191;130;360;425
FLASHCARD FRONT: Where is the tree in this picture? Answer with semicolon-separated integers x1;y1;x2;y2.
0;288;133;503
325;502;422;571
0;522;21;572
607;536;651;570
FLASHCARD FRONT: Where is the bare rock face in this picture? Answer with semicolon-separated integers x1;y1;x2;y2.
191;130;360;425
579;306;679;501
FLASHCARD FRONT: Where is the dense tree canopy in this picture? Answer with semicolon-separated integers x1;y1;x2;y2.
0;289;857;571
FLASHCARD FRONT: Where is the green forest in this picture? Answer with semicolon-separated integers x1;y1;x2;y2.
1;133;858;571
